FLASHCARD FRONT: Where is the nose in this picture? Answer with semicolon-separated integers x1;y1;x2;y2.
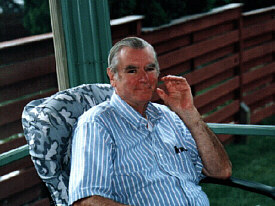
138;69;149;83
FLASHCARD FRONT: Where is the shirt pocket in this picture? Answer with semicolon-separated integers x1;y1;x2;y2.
159;143;196;176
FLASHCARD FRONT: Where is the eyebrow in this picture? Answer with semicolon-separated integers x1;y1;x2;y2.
123;63;156;72
124;65;138;72
146;63;156;68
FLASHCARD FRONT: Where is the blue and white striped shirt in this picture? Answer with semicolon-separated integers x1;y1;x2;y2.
69;93;209;205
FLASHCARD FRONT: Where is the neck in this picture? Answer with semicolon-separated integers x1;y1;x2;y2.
132;103;148;118
115;92;149;117
123;99;148;117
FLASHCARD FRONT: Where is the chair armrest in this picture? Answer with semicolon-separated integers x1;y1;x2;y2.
201;176;275;199
207;123;275;136
0;144;29;167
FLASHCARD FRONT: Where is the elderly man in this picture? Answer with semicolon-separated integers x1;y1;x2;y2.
69;37;232;206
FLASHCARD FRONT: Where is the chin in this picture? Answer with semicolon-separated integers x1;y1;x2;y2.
138;96;153;102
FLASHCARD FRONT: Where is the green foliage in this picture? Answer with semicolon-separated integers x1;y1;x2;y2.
109;0;186;27
109;0;274;27
236;0;274;12
108;0;136;19
23;0;51;35
159;0;187;19
0;0;27;41
19;0;275;35
0;0;23;14
135;0;170;27
185;0;208;14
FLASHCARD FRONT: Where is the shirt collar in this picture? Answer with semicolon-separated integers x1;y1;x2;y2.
110;92;162;129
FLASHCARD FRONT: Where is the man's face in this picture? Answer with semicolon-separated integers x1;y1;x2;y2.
108;46;159;109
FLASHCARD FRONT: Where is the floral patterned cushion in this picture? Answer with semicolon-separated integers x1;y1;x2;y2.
22;84;114;205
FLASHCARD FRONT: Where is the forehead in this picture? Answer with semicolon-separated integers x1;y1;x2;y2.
117;46;155;66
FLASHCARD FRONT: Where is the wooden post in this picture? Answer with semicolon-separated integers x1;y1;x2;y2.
49;0;70;91
237;5;244;104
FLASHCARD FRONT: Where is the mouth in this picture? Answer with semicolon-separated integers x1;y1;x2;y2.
136;87;153;91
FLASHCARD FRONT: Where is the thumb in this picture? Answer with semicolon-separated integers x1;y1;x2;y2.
156;88;168;102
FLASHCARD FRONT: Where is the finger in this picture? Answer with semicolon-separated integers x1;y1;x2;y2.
161;75;186;82
156;88;168;102
162;78;190;92
161;76;188;88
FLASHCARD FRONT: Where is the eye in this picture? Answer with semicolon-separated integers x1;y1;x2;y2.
127;69;137;73
125;65;138;73
146;66;156;72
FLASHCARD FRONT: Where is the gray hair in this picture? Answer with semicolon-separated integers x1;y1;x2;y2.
108;37;160;74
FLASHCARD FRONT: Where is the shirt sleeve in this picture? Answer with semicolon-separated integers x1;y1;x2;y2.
69;121;114;205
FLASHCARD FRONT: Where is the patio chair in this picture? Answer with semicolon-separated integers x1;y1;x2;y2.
21;83;275;205
22;84;114;205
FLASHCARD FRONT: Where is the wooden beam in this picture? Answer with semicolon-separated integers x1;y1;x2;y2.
49;0;69;91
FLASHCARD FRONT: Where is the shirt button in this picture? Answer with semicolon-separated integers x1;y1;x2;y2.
159;154;163;157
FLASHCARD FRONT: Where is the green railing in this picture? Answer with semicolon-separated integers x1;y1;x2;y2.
0;144;29;167
1;123;274;167
207;123;275;136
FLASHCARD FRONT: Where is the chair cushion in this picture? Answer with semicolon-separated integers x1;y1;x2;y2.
22;84;114;205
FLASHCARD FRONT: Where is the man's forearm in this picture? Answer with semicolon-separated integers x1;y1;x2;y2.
177;106;232;179
73;195;129;206
156;75;232;179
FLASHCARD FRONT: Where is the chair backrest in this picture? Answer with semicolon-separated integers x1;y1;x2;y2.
22;84;114;205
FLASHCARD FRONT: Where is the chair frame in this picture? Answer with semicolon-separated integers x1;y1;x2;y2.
1;123;274;201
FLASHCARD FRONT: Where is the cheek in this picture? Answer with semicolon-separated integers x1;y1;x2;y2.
148;74;158;84
127;76;141;85
125;78;137;86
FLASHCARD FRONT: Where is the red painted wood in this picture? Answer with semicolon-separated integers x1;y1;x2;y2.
0;183;48;206
0;89;57;126
0;120;23;140
243;10;273;27
198;93;235;115
204;100;240;123
243;54;272;72
0;156;32;176
0;55;56;87
154;35;191;55
194;77;239;109
194;45;235;68
242;62;275;84
243;75;273;94
158;30;239;70
185;54;239;86
0;137;27;153
0;39;54;66
242;20;274;40
249;96;273;112
141;7;241;45
244;33;273;49
0;167;41;199
251;104;275;124
243;83;275;105
242;42;274;63
194;68;235;94
193;22;234;42
0;75;58;102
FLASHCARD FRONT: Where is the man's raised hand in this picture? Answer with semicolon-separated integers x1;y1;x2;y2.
156;75;194;113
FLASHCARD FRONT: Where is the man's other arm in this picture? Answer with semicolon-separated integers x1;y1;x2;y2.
73;195;129;206
157;75;232;179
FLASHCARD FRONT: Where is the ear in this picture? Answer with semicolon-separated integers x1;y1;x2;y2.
107;68;116;87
